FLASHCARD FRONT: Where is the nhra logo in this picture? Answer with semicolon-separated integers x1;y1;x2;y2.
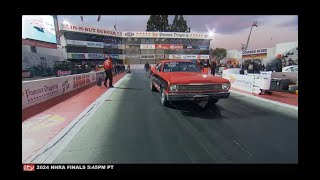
125;32;134;36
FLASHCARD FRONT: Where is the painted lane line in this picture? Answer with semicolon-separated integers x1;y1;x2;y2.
24;74;128;163
229;89;298;111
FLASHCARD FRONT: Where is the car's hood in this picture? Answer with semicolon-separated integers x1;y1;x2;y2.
161;72;230;84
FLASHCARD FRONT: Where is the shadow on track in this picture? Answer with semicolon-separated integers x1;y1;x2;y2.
168;101;223;119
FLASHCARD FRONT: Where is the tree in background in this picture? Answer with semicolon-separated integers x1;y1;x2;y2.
210;48;227;64
170;15;191;32
147;15;191;32
146;15;170;32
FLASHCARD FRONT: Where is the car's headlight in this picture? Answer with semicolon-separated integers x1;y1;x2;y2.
169;84;178;92
222;83;229;90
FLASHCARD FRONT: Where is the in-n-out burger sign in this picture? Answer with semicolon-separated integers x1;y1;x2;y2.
242;48;267;55
74;74;91;89
62;24;121;36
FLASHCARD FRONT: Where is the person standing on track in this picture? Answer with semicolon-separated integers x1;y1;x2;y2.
145;61;150;75
103;57;114;88
210;59;217;76
202;59;209;74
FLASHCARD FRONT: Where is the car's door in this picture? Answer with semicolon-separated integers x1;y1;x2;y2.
151;63;164;89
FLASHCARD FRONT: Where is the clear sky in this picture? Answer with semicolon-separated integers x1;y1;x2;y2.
58;15;298;50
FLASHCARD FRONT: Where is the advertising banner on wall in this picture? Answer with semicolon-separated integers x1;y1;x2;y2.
87;41;104;48
155;44;170;49
88;53;104;59
60;23;212;39
242;48;268;60
222;73;254;93
66;40;103;48
70;53;86;59
169;55;183;59
22;72;105;109
140;54;155;59
159;32;174;38
155;54;169;59
140;44;155;49
169;44;183;49
60;23;122;37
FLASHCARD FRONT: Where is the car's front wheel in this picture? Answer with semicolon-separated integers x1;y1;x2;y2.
160;87;169;106
208;99;219;106
150;78;157;92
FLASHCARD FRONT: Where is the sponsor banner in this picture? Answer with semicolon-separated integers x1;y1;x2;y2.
196;55;210;59
57;70;72;77
125;55;140;58
22;78;61;109
242;48;268;55
198;45;209;50
66;40;87;46
22;71;31;78
104;54;119;59
118;44;125;49
242;53;267;60
169;54;182;59
152;32;160;37
155;54;169;59
22;39;57;49
140;44;155;49
88;53;104;59
159;32;174;38
174;32;190;38
140;54;155;59
60;23;212;39
104;43;112;47
87;41;104;48
60;24;122;37
169;44;183;49
189;33;209;39
155;44;170;49
182;55;198;59
70;53;86;59
222;73;254;93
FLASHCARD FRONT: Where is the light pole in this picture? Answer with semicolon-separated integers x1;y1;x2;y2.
245;21;258;50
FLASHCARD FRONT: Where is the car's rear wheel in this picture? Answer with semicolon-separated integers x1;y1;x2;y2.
160;87;169;106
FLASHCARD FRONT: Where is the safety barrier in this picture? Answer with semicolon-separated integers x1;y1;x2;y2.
22;71;105;110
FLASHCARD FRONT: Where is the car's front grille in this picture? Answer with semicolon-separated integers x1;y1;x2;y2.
178;84;222;91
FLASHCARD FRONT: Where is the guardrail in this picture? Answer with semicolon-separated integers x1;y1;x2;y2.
22;71;105;110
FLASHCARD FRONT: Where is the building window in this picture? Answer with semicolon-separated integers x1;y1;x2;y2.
31;46;37;53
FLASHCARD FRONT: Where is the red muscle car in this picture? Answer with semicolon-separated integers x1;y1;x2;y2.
150;60;230;106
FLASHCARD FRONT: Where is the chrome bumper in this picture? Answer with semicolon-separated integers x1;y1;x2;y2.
166;92;230;101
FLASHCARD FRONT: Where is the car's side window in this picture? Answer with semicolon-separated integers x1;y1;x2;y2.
156;63;163;72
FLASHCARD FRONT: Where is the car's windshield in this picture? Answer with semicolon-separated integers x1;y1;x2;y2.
163;62;201;72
